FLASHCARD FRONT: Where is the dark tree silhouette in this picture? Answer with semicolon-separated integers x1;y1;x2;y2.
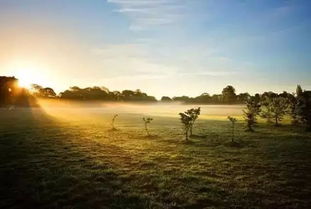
192;93;211;104
295;90;311;131
161;96;172;102
237;93;251;104
31;84;56;98
222;85;236;104
173;96;191;103
0;76;37;107
0;76;18;106
296;85;303;97
59;86;156;102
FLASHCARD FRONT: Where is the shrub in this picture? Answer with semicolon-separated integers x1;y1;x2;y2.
243;96;261;132
184;107;201;136
179;113;192;141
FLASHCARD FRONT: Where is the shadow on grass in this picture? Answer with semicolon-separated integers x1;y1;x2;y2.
0;108;153;209
143;134;160;139
190;134;207;139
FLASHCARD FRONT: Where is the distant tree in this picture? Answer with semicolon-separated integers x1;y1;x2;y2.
237;93;251;104
261;91;278;100
112;91;122;101
143;117;153;136
296;85;303;97
211;94;222;104
295;91;311;131
279;91;297;124
228;116;237;142
111;114;118;130
222;85;236;104
243;96;261;132
173;96;191;103
59;86;156;102
185;107;201;136
179;112;192;141
261;97;290;126
193;93;211;104
31;84;56;98
161;96;172;102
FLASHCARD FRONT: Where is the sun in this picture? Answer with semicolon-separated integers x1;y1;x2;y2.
14;68;46;89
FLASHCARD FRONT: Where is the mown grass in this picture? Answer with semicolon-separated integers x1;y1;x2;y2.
0;107;311;209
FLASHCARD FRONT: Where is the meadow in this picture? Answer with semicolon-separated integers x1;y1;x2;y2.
0;103;311;209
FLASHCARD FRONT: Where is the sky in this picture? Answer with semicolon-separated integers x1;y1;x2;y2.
0;0;311;98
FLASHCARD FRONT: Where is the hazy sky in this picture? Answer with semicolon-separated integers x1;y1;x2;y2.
0;0;310;98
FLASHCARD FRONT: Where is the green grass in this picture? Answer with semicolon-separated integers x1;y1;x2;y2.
0;106;311;209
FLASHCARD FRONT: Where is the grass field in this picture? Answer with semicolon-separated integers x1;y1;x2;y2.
1;103;311;209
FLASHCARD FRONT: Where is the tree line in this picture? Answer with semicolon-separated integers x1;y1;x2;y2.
0;77;296;105
0;76;310;129
28;83;278;105
162;85;250;104
243;85;311;131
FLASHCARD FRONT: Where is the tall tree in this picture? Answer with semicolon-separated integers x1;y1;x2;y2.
295;91;311;131
296;85;303;97
222;85;236;104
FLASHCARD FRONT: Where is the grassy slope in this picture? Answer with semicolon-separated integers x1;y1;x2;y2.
0;108;311;209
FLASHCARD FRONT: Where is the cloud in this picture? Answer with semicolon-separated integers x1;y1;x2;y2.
91;43;178;78
107;0;186;30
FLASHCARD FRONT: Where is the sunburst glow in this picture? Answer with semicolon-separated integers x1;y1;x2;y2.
14;68;47;89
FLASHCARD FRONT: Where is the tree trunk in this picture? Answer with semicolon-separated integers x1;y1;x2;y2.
185;128;189;141
145;123;149;136
190;125;193;136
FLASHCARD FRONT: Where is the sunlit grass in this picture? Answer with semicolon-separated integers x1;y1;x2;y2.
0;105;310;209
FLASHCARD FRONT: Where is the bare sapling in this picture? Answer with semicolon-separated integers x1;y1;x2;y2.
228;116;237;142
143;117;153;136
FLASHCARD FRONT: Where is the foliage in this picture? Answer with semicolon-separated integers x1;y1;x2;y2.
261;96;290;126
296;85;303;97
179;107;201;140
228;116;237;142
142;117;153;136
60;87;156;102
179;112;192;141
185;107;201;136
0;76;37;107
160;96;172;102
222;85;237;104
243;96;261;132
31;84;57;98
295;91;311;131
